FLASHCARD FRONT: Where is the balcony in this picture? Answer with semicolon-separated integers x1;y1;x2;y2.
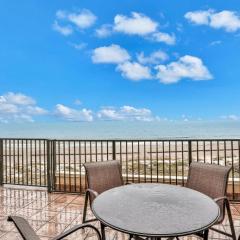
0;138;240;239
0;186;239;240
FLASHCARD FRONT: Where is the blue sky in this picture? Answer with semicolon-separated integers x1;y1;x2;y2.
0;0;240;123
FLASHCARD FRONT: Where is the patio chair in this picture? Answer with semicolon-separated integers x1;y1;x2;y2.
185;162;236;240
82;160;124;239
7;215;101;240
82;160;124;223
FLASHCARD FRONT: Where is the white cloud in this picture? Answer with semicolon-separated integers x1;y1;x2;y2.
210;40;222;46
1;92;36;105
98;106;154;121
155;55;212;84
55;9;96;32
74;99;82;105
68;9;97;29
185;10;212;25
117;61;152;81
95;24;112;38
92;44;130;64
137;50;168;64
53;21;73;36
112;12;175;45
55;104;93;122
69;42;87;50
221;114;240;121
113;12;158;36
150;32;176;45
185;9;240;32
210;11;240;32
0;92;47;122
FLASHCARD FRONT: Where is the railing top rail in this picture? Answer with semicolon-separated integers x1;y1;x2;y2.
1;138;240;141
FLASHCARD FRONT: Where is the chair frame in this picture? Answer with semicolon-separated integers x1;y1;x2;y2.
82;160;124;240
186;162;236;240
82;188;99;223
82;160;124;224
8;215;102;240
211;196;236;239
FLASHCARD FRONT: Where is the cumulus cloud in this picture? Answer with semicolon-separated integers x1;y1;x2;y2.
56;9;97;29
111;12;176;45
150;32;176;45
53;21;73;36
55;104;93;122
113;12;158;35
117;61;152;81
137;50;168;65
98;106;154;121
185;9;240;32
185;10;212;25
0;92;47;122
95;24;112;38
155;55;213;84
92;44;130;64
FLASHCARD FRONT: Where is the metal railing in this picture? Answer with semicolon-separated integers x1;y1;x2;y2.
0;138;239;201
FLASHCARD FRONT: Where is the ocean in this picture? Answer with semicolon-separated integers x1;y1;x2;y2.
0;120;240;139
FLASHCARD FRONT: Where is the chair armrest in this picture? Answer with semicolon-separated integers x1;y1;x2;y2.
8;216;40;240
52;223;101;240
214;196;228;203
86;188;99;198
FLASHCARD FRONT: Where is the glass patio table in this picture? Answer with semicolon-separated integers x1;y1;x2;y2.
92;183;220;240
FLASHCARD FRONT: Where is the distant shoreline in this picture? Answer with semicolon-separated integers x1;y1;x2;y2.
0;120;239;139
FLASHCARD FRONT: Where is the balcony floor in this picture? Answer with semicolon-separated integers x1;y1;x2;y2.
0;186;239;240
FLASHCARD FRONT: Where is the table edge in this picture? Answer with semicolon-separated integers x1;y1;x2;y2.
92;184;220;237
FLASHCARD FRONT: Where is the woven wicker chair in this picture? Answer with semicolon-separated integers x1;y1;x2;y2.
82;160;124;239
8;216;101;240
185;162;236;240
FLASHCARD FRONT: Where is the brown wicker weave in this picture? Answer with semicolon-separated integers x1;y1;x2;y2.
82;160;124;240
82;160;123;219
186;162;236;239
8;216;101;240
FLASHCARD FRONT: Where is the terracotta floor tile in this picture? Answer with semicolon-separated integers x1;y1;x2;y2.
0;186;239;240
37;221;69;237
30;210;58;221
63;203;82;214
0;231;23;240
0;220;15;232
51;211;79;224
71;196;85;205
0;231;6;238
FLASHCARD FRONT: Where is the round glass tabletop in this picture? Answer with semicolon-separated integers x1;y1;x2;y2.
92;183;220;237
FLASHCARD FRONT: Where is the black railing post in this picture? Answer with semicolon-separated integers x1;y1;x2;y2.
188;140;192;165
112;140;116;160
0;139;3;185
47;140;52;192
52;140;57;191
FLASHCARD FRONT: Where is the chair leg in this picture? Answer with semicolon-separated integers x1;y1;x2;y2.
100;223;106;240
203;229;209;240
226;199;237;240
82;191;89;224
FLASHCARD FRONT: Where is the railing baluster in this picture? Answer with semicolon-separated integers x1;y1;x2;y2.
188;140;192;165
47;140;52;193
0;138;238;201
0;139;3;185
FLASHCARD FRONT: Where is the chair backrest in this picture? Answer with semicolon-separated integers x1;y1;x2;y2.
186;162;232;222
84;160;124;202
